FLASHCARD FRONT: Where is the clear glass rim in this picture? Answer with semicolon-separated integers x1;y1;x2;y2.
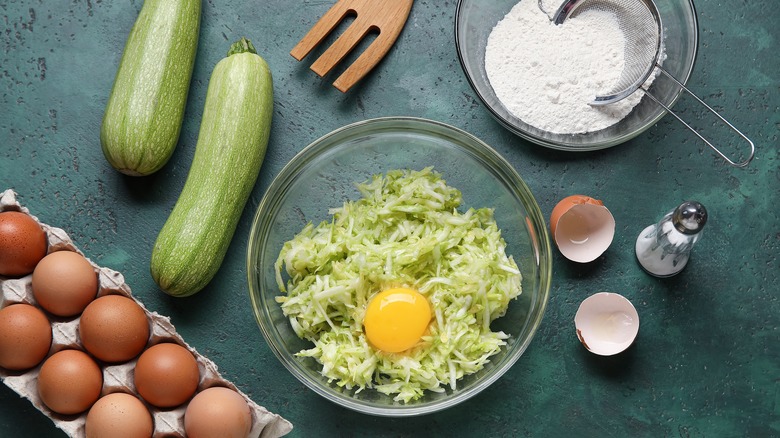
247;116;553;416
454;0;700;151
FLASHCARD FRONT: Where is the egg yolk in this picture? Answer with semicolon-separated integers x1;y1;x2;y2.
364;287;431;353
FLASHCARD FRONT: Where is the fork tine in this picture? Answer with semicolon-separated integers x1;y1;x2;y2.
309;18;371;77
332;2;411;92
294;0;415;92
290;0;353;61
332;32;393;92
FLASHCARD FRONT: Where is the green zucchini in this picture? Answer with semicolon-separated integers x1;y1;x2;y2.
151;38;274;297
101;0;201;176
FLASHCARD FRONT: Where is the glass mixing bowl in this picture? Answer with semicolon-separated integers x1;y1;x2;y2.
247;117;552;416
455;0;699;151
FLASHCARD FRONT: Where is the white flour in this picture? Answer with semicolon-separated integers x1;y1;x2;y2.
485;0;646;134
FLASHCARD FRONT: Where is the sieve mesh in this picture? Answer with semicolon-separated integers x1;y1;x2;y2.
563;0;663;104
539;0;755;167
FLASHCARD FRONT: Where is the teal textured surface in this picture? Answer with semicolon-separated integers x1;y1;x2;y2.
1;1;778;436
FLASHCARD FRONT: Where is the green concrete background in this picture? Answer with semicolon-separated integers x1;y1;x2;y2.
1;0;778;436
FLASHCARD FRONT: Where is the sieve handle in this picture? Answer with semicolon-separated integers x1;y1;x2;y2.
644;66;756;168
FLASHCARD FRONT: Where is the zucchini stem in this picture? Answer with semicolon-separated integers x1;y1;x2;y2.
227;37;257;56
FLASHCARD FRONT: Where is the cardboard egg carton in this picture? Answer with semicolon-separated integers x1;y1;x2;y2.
0;189;293;438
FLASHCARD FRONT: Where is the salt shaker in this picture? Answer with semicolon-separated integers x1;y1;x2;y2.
635;201;707;277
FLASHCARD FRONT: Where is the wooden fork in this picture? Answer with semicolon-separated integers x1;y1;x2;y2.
290;0;414;92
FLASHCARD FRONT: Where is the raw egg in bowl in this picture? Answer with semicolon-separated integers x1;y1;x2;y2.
364;287;432;354
247;117;552;416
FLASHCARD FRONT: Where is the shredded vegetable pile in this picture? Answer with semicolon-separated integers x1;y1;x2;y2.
274;168;522;402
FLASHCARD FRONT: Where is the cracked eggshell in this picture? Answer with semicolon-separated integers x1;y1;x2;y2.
549;195;615;263
574;292;639;356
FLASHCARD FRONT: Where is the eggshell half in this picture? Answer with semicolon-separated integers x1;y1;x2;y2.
574;292;639;356
549;195;615;263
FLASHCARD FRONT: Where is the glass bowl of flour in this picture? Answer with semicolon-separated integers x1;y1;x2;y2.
455;0;698;151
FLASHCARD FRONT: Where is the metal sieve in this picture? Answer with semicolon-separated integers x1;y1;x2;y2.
538;0;755;167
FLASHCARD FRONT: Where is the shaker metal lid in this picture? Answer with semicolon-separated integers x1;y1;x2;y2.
673;201;707;234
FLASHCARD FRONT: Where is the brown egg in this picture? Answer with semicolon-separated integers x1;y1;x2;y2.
32;250;98;317
79;295;150;363
0;303;52;370
134;343;200;408
38;349;103;415
0;211;48;277
85;392;153;438
185;387;252;438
